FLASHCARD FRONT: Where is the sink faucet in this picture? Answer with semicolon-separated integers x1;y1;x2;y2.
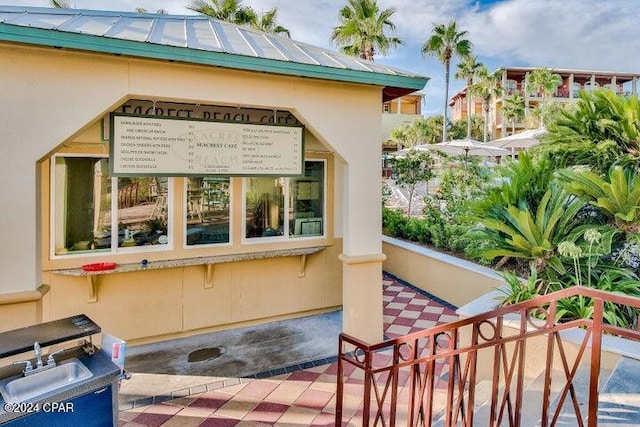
34;341;43;369
12;343;65;377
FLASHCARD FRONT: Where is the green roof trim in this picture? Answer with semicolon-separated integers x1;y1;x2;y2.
0;24;428;90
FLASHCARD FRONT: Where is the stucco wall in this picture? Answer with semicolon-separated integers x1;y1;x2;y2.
0;41;385;341
382;236;503;308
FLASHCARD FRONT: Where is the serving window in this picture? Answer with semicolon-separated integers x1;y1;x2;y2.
244;160;325;241
52;155;172;256
51;154;326;259
185;177;231;246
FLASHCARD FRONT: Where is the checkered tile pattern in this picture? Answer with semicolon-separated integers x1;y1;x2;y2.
119;273;459;426
382;277;459;339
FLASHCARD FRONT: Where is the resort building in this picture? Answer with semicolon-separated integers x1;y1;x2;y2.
449;66;640;139
0;6;428;345
381;92;424;177
449;87;483;123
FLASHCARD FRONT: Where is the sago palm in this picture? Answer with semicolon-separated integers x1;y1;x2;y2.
477;185;585;272
558;166;640;233
331;0;402;61
422;21;472;143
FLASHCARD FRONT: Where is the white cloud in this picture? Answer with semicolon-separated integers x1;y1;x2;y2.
461;0;640;72
1;0;638;116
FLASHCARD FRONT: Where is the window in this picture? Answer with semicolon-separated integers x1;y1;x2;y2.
52;156;171;256
185;177;231;246
244;160;325;240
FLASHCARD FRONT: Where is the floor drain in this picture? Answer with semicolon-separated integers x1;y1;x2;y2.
188;347;222;363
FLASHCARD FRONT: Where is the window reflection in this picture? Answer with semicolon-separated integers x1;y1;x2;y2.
245;177;285;238
291;162;324;237
53;157;111;255
117;177;169;248
244;160;325;240
186;177;231;245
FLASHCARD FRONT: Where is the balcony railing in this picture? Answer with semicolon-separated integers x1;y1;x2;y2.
335;286;640;426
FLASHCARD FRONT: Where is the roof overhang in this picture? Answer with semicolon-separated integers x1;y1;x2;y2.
0;23;428;97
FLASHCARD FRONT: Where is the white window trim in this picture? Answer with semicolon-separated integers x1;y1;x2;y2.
183;177;233;249
241;159;327;245
50;153;174;259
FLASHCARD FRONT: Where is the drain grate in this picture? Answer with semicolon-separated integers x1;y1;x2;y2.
188;347;222;363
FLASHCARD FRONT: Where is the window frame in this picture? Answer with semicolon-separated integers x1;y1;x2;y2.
241;158;327;245
50;153;174;259
183;176;233;249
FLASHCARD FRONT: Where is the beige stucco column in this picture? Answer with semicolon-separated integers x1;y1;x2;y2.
338;136;386;344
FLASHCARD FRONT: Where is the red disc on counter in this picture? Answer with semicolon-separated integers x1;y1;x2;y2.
82;262;117;272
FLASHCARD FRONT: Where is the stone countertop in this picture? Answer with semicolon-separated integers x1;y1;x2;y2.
52;246;326;277
0;347;120;424
0;315;100;359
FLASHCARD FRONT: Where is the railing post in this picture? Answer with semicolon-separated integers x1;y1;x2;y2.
588;298;604;427
335;336;345;426
362;347;373;426
514;310;528;427
389;345;400;427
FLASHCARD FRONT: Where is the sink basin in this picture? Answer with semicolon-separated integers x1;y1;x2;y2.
0;358;93;404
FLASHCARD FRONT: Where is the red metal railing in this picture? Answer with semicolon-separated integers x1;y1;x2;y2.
336;286;640;426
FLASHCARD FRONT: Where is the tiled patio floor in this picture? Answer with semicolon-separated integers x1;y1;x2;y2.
119;273;458;426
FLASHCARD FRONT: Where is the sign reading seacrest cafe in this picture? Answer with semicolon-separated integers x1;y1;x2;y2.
104;100;301;135
110;114;304;177
104;100;304;176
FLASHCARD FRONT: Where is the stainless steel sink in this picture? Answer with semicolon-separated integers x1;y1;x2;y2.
0;358;93;404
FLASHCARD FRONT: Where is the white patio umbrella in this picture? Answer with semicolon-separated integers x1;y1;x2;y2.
431;138;510;158
486;127;547;149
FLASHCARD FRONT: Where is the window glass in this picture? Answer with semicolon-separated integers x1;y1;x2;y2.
186;177;231;245
117;177;169;248
245;177;285;238
53;156;172;256
244;160;325;240
53;157;111;255
290;161;324;237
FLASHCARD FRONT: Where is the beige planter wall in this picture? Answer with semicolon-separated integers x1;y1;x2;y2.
0;42;385;341
382;236;502;308
382;236;626;383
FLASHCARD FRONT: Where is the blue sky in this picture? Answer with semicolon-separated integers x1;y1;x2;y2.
2;0;639;116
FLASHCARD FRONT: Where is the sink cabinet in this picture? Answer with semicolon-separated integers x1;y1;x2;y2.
0;315;121;426
3;385;113;427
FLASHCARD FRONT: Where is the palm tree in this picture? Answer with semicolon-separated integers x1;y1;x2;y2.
422;21;472;143
136;8;168;14
502;92;525;134
525;68;563;127
469;66;502;142
254;8;290;38
186;0;257;25
455;55;483;138
330;0;402;61
51;0;70;7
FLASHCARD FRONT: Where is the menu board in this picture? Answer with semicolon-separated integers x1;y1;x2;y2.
110;114;304;176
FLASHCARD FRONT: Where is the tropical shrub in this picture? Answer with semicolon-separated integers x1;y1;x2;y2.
388;150;435;218
473;184;585;273
534;90;640;172
497;266;547;306
557;166;640;233
472;152;554;216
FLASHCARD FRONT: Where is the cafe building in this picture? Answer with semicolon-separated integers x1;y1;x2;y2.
0;6;428;345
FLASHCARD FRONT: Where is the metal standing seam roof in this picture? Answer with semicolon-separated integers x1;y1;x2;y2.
0;6;428;96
